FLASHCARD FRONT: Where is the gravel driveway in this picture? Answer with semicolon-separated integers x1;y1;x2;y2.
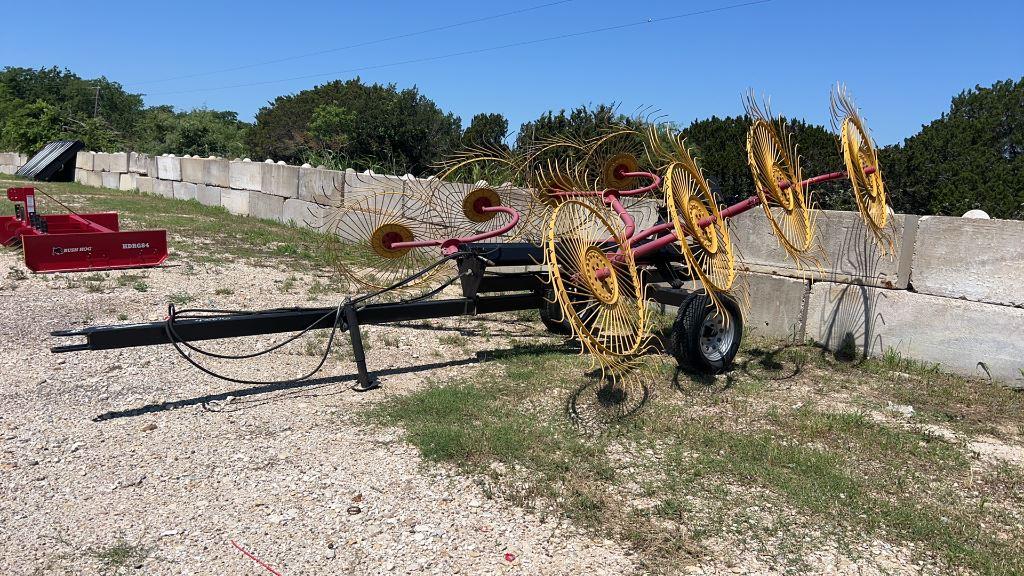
0;251;633;575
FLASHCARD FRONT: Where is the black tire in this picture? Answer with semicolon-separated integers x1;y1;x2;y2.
670;293;743;374
539;289;572;334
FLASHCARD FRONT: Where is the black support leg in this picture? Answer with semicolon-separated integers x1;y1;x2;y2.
344;299;378;392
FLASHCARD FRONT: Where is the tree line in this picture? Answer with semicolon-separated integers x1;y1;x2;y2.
1;67;1020;219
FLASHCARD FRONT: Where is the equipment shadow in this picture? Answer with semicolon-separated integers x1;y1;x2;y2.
92;341;580;422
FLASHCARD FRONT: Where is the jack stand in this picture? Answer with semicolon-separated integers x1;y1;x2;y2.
343;299;379;392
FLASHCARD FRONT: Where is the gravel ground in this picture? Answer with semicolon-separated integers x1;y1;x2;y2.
0;250;634;575
4;245;1021;575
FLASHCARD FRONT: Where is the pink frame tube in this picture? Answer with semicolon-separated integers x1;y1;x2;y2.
386;205;521;255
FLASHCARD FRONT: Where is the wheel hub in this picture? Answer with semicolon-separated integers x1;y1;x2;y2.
581;246;619;305
699;312;735;362
463;188;500;222
370;223;414;259
684;197;719;254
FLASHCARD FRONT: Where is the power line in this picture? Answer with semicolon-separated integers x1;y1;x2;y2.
125;0;575;87
146;0;771;97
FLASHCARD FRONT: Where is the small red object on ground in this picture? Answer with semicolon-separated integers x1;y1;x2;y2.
231;539;284;576
0;187;167;273
504;552;517;562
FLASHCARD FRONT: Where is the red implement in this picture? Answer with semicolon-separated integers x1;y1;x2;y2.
1;187;168;273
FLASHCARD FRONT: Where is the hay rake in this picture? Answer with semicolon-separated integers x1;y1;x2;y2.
53;87;891;406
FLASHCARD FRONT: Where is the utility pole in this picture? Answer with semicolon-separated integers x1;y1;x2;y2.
93;85;100;117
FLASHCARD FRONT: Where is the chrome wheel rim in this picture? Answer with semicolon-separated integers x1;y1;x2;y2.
700;311;735;363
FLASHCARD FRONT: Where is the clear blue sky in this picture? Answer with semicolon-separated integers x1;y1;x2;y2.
4;0;1021;145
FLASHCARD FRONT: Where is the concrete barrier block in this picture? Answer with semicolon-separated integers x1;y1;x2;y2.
262;163;300;198
343;171;404;206
172;181;198;201
85;170;103;188
650;273;809;341
630;198;661;231
197;184;224;207
298;167;345;203
118;173;137;191
229;160;263;191
807;281;1024;385
153;178;174;198
156;156;181;181
0;152;13;165
129;152;150;175
74;168;86;184
730;208;917;289
204;158;230;187
101;171;120;189
283;198;326;229
17;153;28;167
144;155;158;177
108;152;128;173
738;272;810;340
0;165;13;175
75;151;94;170
180;156;206;183
221;189;250;215
249;191;285;221
136;176;154;194
911;216;1024;308
93;153;110;173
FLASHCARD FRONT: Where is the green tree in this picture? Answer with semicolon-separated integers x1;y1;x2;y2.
246;77;463;174
166;109;249;157
883;78;1023;218
681;115;848;208
1;100;64;152
0;66;142;135
463;113;508;148
515;104;626;151
0;66;248;157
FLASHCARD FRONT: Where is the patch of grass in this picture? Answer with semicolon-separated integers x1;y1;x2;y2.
84;537;151;574
81;272;107;282
114;273;147;288
367;374;610;494
862;349;1024;437
115;274;150;293
214;287;234;295
278;274;297;293
85;279;106;293
512;309;540;323
0;178;354;273
366;338;1024;574
168;291;194;305
438;333;468;348
381;333;400;348
117;313;129;321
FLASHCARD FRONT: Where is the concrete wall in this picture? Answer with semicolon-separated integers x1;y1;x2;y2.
910;216;1024;308
44;149;1024;386
0;152;29;174
729;208;917;289
806;282;1024;383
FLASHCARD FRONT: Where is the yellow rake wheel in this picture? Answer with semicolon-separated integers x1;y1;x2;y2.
578;128;655;212
325;190;451;294
433;145;547;243
544;199;649;380
663;155;736;314
410;179;533;243
746;118;817;262
832;86;891;250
